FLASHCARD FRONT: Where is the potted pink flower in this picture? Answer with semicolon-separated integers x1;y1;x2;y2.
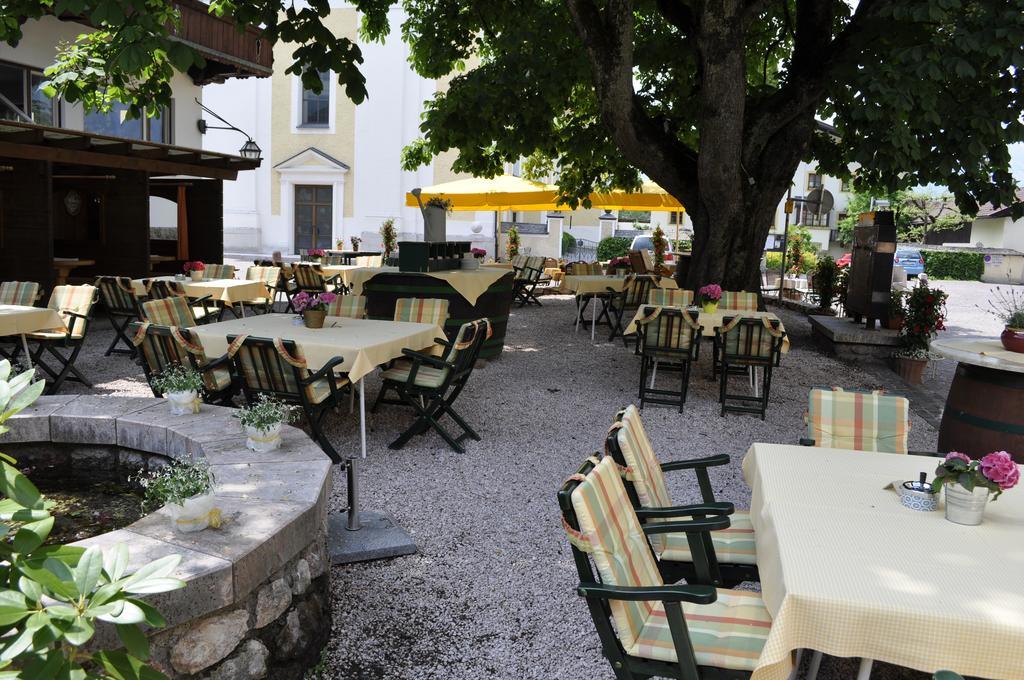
931;451;1019;525
292;291;337;328
183;261;205;282
307;248;326;263
607;256;631;276
698;283;723;313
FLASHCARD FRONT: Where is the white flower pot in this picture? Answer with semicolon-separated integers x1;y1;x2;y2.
944;483;990;526
165;492;219;533
245;422;283;453
190;271;204;282
461;257;480;270
166;390;200;415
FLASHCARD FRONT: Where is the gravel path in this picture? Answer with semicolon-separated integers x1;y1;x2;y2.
37;291;952;679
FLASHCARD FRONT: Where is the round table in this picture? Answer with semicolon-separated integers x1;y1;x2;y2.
931;336;1024;462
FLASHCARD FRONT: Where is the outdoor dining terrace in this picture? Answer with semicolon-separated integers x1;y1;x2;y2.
2;247;1018;679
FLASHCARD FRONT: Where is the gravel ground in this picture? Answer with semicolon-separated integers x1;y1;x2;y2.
30;289;960;680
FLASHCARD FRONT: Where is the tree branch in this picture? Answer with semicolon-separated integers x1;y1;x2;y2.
563;0;698;201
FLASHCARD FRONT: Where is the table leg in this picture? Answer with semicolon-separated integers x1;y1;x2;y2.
345;377;367;532
239;302;246;318
20;334;32;369
856;658;873;680
591;294;597;342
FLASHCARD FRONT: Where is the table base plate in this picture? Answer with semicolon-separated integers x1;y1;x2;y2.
327;511;417;564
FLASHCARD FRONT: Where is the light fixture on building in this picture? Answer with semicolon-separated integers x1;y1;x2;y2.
195;98;262;161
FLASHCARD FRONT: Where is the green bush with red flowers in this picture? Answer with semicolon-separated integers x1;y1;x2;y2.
899;284;947;355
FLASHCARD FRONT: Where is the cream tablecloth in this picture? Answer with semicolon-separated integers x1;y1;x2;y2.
306;264;508;304
742;444;1024;680
131;277;267;305
622;306;789;352
192;314;443;383
0;305;63;336
560;274;678;296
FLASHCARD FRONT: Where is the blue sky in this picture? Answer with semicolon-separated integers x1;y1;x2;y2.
1012;143;1024;183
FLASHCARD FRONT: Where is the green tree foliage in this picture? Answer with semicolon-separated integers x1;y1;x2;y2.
921;251;985;280
596;237;631;261
838;190;971;244
561;229;576;254
8;1;1023;291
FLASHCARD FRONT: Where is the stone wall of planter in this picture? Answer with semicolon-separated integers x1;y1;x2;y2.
0;396;335;679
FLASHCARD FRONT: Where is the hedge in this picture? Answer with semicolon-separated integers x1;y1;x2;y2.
561;230;576;253
596;236;631;260
764;250;817;274
921;251;984;280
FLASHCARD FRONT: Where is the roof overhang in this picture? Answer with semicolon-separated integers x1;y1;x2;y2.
0;120;260;180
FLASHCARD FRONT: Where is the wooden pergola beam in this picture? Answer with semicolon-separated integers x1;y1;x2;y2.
0;141;240;180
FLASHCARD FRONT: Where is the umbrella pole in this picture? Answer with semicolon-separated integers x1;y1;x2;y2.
494;209;500;261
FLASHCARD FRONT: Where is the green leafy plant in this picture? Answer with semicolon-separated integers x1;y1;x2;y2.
506;226;520;259
561;230;576;255
424;196;452;212
234;395;297;432
596;237;631;261
137;459;214;514
813;256;840;311
651;225;668;269
898;284;948;355
921;251;984;280
150;366;203;395
0;359;185;677
888;289;907;318
380;218;397;259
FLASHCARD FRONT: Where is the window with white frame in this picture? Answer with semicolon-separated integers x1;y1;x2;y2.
300;71;331;127
806;172;822;190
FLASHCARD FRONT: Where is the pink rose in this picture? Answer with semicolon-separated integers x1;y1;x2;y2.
980;451;1020;491
944;451;971;464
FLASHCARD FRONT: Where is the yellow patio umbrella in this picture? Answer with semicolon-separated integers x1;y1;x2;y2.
405;175;561;211
586;181;684;210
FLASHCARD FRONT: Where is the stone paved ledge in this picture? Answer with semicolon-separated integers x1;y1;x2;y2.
1;395;334;678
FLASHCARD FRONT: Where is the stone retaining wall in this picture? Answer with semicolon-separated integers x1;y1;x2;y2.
0;395;334;679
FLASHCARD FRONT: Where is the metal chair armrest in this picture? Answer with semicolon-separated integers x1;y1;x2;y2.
634;502;734;519
576;582;717;605
302;356;346;383
661;454;731;471
798;438;816;447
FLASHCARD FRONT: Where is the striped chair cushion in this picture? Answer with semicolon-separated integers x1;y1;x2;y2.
142;297;197;328
394;298;449;325
806;387;909;454
720;291;759;311
326;295;366;318
616;406;674;551
719;317;782;359
0;281;39;306
380;363;448;388
647;288;693;307
628;588;770;670
571;457;664;650
244;266;281;304
205;264;235;279
231;341;344;404
40;285;95;338
636;308;700;360
660;511;757;565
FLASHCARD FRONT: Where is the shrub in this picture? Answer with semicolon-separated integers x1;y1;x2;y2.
561;230;576;254
765;251;783;271
921;251;984;280
900;284;948;353
814;256;840;310
506;227;520;259
596;236;631;261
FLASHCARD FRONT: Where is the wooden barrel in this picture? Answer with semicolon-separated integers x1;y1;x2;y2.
938;362;1024;462
361;271;515;359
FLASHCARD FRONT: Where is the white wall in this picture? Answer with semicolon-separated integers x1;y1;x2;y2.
969;217;1011;249
202;76;272;252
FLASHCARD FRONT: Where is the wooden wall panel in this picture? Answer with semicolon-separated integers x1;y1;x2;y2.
0;158;54;292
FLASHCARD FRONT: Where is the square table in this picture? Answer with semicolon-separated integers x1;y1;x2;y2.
741;444;1024;680
0;304;64;368
192;314;443;533
623;306;790;353
131;276;268;316
561;275;679;341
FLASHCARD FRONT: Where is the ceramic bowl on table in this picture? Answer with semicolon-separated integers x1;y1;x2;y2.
899;480;938;512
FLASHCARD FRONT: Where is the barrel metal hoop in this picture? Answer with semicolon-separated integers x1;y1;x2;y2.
945;407;1024;436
